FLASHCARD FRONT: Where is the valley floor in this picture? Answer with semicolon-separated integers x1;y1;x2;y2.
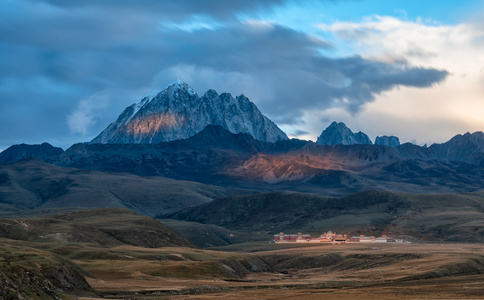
75;243;484;299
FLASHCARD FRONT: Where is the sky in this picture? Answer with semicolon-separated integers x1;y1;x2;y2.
1;0;484;151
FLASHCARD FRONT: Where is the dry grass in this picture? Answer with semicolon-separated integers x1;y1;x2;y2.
67;243;484;299
3;235;484;299
4;217;484;299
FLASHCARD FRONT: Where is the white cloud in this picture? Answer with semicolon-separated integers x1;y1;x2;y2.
151;64;275;106
67;92;109;136
310;15;484;144
319;15;484;71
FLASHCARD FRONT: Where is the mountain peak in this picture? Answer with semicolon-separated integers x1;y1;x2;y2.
162;79;196;97
142;79;195;101
375;135;400;147
91;81;288;144
316;121;372;146
167;79;189;89
172;78;185;85
328;121;348;130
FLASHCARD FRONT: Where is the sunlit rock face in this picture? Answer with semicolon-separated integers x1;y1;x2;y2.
91;80;288;144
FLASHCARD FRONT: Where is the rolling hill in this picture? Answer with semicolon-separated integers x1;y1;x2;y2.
166;190;484;243
0;207;194;248
0;159;228;217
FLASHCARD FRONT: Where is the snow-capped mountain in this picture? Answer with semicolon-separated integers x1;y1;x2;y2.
316;122;372;146
91;80;288;144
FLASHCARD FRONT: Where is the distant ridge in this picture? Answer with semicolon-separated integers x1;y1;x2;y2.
0;142;63;164
91;80;288;144
316;121;372;145
3;127;484;197
375;135;400;147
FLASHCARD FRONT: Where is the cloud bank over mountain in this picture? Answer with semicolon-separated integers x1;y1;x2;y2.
1;0;481;150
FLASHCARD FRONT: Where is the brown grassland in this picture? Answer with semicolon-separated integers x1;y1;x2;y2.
2;208;484;299
70;242;484;299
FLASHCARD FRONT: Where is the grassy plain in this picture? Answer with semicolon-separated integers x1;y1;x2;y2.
69;242;484;299
2;208;484;299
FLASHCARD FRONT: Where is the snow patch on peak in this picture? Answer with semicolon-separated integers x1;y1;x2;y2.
144;89;161;101
187;86;196;96
126;97;150;124
167;79;186;88
164;79;196;96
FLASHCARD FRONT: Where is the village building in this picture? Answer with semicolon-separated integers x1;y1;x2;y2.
274;232;399;244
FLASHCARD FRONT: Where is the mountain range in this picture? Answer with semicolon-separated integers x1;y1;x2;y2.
2;80;484;251
316;121;400;147
2;80;484;197
2;125;484;197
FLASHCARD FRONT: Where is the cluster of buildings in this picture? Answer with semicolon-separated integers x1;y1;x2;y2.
273;231;405;243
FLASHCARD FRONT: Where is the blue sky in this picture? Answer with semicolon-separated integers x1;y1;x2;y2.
269;0;484;24
1;0;484;150
249;0;484;55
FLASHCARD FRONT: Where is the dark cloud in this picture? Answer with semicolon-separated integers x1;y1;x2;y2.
0;0;449;150
288;130;310;137
25;0;287;21
136;24;447;119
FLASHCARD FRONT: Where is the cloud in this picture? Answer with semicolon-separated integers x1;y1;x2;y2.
0;1;453;149
288;129;310;137
318;15;484;71
67;92;109;136
24;0;287;21
312;15;484;144
143;22;448;122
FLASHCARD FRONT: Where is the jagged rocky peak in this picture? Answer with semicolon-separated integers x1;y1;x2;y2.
375;135;400;147
161;79;197;97
141;79;196;102
90;80;288;144
316;121;372;146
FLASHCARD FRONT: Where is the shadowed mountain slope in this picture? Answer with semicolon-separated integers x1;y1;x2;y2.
0;159;227;217
0;142;63;164
166;190;484;243
3;127;484;196
55;126;484;194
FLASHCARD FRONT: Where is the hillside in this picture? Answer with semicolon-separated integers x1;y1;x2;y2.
166;190;484;243
166;191;409;232
0;207;194;248
0;207;197;299
0;240;94;299
160;219;270;248
0;159;227;217
0;208;273;298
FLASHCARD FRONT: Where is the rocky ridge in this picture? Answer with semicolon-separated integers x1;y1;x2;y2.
91;80;288;144
316;121;372;145
375;135;401;147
